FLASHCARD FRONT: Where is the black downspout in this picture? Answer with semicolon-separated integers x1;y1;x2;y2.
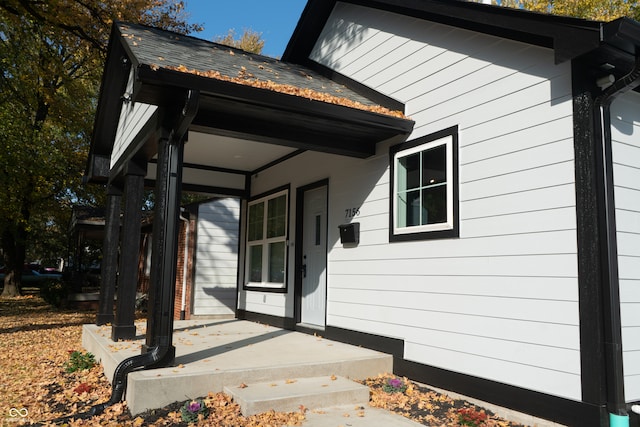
36;90;200;425
593;55;640;422
142;89;199;365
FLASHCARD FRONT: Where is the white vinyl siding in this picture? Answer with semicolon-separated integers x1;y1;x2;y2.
111;69;157;168
305;2;580;400
611;91;640;402
192;198;240;316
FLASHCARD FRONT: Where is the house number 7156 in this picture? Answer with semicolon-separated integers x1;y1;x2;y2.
345;207;360;218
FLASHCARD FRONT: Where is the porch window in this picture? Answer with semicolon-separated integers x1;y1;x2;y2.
390;126;459;241
246;189;288;288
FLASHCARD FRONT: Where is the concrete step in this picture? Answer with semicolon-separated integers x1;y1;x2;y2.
224;375;370;416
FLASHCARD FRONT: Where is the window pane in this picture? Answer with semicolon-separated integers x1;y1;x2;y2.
398;153;420;191
315;215;321;246
422;145;446;187
422;185;447;225
397;192;407;228
248;202;264;241
397;189;421;228
267;194;286;238
249;245;263;282
268;241;285;283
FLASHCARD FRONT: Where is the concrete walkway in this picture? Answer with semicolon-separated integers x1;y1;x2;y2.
302;404;423;426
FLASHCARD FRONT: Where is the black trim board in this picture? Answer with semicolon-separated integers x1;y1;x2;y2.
143;179;248;198
136;65;413;159
300;59;405;113
236;309;295;330
253;149;306;175
571;58;609;409
284;0;603;66
86;24;131;181
237;309;606;426
324;326;403;359
396;360;606;427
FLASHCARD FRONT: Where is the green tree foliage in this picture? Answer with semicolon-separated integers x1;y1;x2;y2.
492;0;639;21
0;1;201;296
215;28;265;54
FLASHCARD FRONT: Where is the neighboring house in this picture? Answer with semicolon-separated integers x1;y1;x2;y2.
85;1;640;426
189;197;240;318
138;197;240;319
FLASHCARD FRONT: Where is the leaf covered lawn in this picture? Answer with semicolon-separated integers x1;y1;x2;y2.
0;296;528;426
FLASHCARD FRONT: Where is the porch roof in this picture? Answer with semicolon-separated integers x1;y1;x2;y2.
86;22;414;190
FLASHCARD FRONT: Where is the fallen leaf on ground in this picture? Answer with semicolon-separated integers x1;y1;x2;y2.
0;296;528;427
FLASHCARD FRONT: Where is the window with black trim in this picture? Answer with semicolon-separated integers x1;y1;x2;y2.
245;189;288;289
390;126;459;241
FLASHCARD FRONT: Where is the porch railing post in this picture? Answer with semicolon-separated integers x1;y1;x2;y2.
96;184;122;326
112;164;146;341
142;129;185;366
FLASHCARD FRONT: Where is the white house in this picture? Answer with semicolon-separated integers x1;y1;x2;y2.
86;1;640;425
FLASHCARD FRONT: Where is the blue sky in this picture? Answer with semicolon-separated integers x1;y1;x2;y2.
184;0;308;57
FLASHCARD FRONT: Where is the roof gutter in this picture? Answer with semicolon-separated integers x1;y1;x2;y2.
593;50;640;427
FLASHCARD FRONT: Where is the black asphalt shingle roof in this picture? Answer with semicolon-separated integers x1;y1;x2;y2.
118;22;387;111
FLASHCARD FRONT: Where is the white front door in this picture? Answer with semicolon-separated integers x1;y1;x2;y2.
300;185;327;327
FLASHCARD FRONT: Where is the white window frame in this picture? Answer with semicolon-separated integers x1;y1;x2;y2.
244;189;288;289
390;126;459;241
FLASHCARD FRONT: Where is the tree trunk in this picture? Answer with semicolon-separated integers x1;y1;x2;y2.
1;271;19;297
1;221;26;297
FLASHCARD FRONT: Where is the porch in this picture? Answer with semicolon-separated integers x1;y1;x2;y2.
82;318;393;416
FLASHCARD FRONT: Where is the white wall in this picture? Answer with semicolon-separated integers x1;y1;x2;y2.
111;69;157;168
192;198;240;316
303;2;579;400
611;91;640;402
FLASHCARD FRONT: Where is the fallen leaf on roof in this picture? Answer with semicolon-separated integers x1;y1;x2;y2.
162;64;406;118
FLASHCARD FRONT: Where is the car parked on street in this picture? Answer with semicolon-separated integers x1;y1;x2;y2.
0;264;63;285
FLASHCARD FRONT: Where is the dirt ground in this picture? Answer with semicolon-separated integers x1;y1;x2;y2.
0;296;527;426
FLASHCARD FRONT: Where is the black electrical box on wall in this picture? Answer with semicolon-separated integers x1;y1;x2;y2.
338;222;360;244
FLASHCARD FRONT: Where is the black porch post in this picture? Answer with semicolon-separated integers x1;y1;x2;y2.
112;164;146;341
141;128;185;366
96;184;122;326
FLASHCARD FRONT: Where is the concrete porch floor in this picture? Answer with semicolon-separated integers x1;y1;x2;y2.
81;318;394;417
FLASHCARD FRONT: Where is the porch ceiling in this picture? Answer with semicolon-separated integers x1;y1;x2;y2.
184;132;296;172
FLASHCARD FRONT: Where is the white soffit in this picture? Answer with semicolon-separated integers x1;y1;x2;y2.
184;131;298;172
